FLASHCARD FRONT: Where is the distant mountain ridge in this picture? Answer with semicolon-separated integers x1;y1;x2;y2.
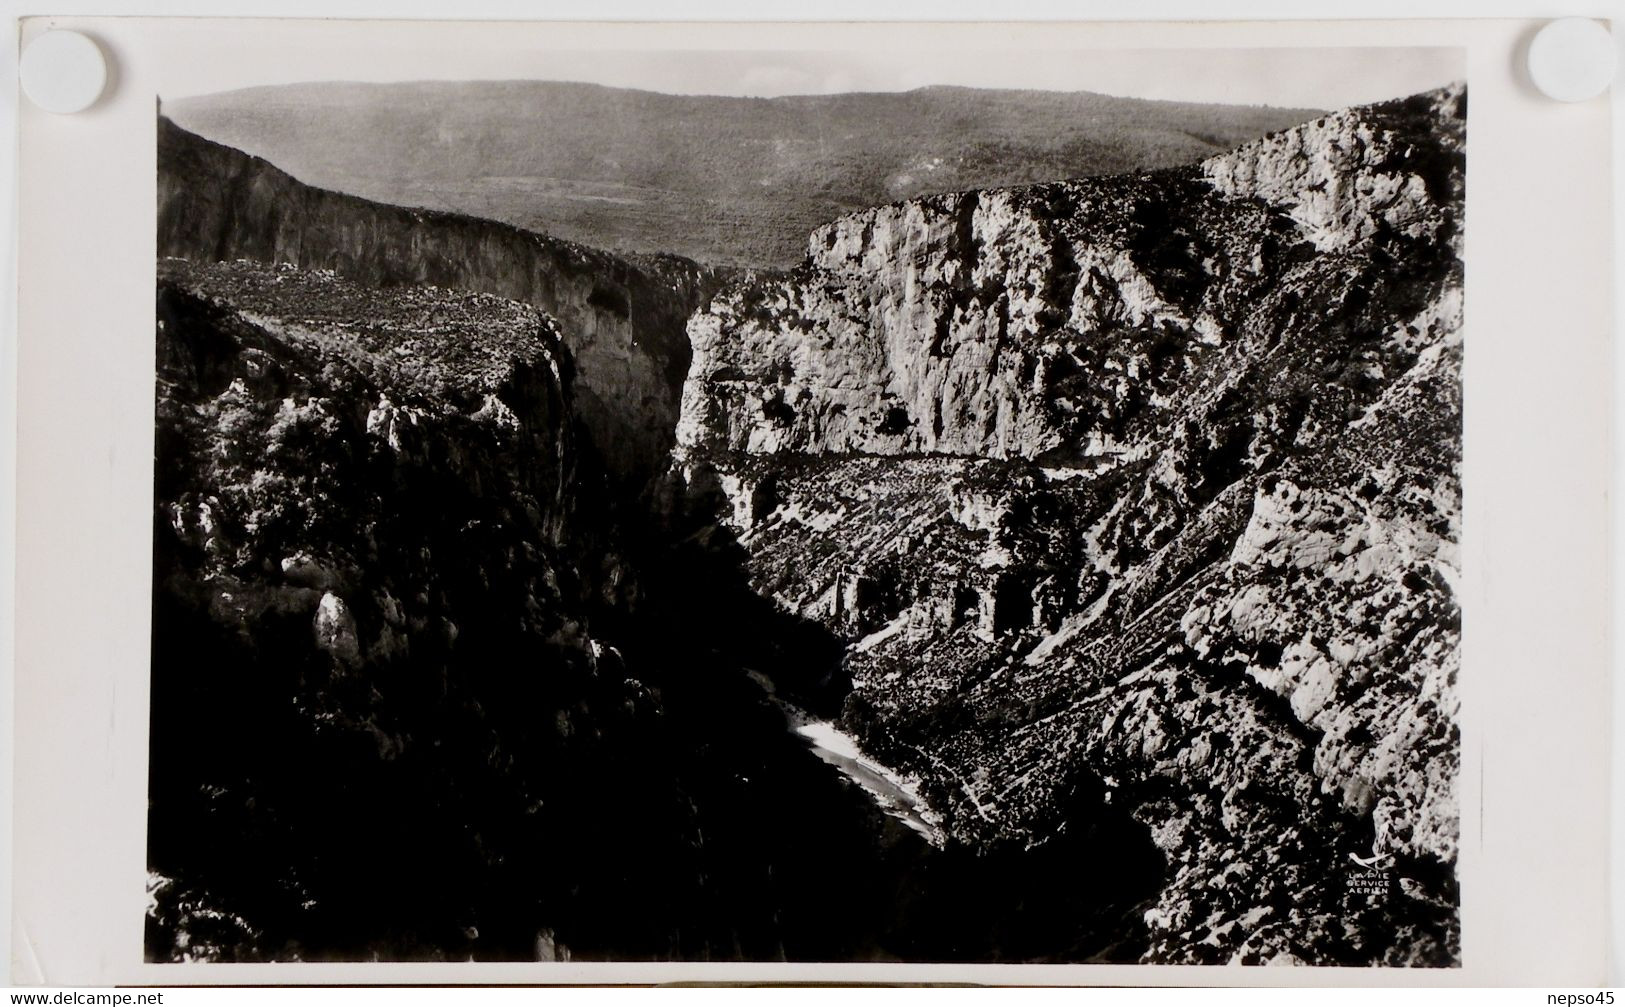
166;80;1322;269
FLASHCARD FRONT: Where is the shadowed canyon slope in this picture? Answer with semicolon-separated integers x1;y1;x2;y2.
166;81;1320;269
149;259;627;958
674;83;1465;965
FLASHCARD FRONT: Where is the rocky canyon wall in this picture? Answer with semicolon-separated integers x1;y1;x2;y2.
146;259;712;959
674;84;1466;966
158;117;725;484
147;259;880;963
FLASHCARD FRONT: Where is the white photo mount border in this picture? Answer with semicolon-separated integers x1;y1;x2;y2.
8;15;1616;987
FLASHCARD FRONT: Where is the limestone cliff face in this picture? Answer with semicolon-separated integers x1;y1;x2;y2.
159;117;724;483
678;85;1462;467
674;85;1465;965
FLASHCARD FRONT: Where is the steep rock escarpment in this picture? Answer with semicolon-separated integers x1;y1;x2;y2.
674;84;1465;965
679;86;1460;467
158;117;725;483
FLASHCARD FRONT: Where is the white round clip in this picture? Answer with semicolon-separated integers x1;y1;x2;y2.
1527;18;1617;103
19;30;108;115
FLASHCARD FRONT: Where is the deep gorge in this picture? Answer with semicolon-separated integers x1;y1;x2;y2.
148;82;1463;966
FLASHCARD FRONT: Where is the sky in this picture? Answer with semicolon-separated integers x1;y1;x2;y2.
167;44;1465;111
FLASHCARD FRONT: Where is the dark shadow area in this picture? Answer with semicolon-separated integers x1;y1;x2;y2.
145;284;1166;962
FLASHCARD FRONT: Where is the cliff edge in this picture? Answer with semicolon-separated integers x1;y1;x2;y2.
158;117;725;485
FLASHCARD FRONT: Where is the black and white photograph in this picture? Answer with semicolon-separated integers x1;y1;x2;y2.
145;41;1466;968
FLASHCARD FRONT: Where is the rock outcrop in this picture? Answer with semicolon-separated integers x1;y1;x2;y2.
674;84;1465;966
158;117;726;484
147;258;657;959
